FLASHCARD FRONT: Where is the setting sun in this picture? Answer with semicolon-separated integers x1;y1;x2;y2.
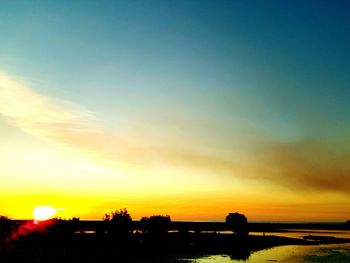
33;206;57;221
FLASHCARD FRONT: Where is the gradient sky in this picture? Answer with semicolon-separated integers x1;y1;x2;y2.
1;1;350;221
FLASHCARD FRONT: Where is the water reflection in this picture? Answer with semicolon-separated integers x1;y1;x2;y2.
228;249;250;261
186;243;350;263
238;229;350;240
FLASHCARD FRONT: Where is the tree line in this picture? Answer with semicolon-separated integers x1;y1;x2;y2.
0;210;249;239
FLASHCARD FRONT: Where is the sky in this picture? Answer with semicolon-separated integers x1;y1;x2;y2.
1;0;350;221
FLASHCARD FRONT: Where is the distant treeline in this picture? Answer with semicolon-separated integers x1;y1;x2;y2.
2;210;350;238
0;211;254;262
1;212;350;262
1;210;251;237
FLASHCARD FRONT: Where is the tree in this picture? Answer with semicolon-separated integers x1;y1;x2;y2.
0;215;12;241
140;215;171;237
104;208;132;239
0;215;11;224
47;217;80;239
226;212;249;237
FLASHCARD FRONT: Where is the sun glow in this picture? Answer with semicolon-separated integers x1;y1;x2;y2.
33;206;57;221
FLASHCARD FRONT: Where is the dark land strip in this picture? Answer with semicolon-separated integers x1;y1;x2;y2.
1;220;349;262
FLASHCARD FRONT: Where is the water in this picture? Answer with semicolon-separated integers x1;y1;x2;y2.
181;229;350;263
249;229;350;239
219;229;350;239
184;244;350;262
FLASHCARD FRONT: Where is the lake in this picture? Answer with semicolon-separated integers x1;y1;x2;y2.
184;243;350;262
182;229;350;262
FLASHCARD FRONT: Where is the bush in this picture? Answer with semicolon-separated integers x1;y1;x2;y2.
226;212;249;237
104;208;132;239
0;215;12;241
140;215;171;237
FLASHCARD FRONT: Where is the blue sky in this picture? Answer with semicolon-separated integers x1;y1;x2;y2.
2;1;350;138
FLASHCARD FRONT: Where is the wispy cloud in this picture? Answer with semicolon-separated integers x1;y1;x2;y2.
250;139;350;194
0;72;101;147
0;71;225;170
1;71;350;195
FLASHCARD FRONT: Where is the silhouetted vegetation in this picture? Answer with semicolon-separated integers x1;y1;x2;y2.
226;212;249;237
140;215;171;248
46;217;80;240
0;215;12;242
0;215;11;228
140;215;171;236
103;208;132;240
103;208;131;223
1;211;350;262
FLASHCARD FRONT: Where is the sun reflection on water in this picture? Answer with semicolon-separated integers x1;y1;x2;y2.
187;243;350;263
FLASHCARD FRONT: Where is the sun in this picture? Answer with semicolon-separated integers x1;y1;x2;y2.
33;206;57;221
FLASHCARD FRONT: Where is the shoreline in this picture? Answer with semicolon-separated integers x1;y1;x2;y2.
1;220;350;262
1;230;350;262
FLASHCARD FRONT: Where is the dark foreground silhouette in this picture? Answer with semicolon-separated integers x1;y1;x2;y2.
1;212;350;262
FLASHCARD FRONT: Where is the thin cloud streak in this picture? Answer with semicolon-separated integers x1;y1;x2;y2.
0;72;100;145
1;72;350;195
252;139;350;194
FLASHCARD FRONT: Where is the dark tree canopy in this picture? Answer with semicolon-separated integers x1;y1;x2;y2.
226;212;249;237
47;217;80;239
0;215;11;222
140;215;171;237
104;208;132;223
0;215;12;241
0;215;12;229
103;208;132;238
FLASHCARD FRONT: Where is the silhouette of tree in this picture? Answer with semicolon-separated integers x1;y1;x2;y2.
140;215;171;238
46;217;80;240
111;209;132;223
0;215;12;241
103;213;111;221
104;208;132;239
0;215;11;224
226;212;249;237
